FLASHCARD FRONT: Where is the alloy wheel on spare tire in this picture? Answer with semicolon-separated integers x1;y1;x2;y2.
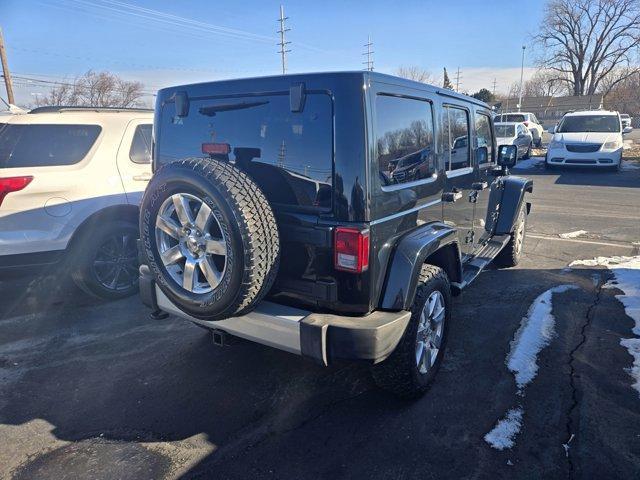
140;158;280;321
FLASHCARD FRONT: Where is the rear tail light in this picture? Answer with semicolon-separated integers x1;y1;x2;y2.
334;227;369;273
523;121;529;127
0;176;33;206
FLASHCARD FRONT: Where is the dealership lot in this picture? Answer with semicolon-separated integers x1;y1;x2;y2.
1;160;639;479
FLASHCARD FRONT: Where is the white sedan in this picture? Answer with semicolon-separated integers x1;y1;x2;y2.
494;122;533;160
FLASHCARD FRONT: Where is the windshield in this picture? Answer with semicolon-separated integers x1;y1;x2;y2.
496;114;525;123
0;124;102;168
557;115;620;133
158;93;333;209
495;125;515;137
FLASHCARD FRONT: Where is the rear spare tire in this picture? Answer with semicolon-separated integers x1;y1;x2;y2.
140;158;280;320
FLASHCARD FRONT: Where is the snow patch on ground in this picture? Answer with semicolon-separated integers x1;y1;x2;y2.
559;230;588;239
570;255;640;397
513;157;544;170
485;284;577;450
621;160;640;171
507;284;579;391
484;408;523;450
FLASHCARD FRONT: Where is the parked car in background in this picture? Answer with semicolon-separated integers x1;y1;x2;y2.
138;71;532;398
0;106;153;299
620;114;632;130
493;112;544;147
545;110;630;171
494;122;533;161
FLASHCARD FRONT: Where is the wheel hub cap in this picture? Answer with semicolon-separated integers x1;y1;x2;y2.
155;193;228;294
415;290;446;375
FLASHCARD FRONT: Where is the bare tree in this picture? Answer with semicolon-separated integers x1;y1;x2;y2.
35;70;146;108
536;0;640;96
396;66;434;84
603;70;640;114
523;70;570;97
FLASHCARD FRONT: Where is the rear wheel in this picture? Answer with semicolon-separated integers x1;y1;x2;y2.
371;265;451;398
494;201;527;268
71;220;140;300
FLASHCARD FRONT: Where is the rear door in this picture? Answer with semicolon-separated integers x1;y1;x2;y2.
441;103;475;256
116;120;153;205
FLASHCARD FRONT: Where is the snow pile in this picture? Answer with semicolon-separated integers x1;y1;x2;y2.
513;157;544;170
570;255;640;396
559;230;588;239
485;285;577;450
484;408;523;450
621;160;640;171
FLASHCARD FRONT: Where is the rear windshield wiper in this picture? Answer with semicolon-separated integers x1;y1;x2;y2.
199;100;269;117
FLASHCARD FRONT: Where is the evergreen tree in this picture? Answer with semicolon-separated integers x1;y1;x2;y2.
443;68;453;89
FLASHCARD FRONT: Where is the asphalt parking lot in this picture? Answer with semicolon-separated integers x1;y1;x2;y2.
1;159;639;479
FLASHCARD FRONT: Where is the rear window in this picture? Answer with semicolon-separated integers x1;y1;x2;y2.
495;124;515;137
157;93;333;209
0;124;101;168
496;114;525;123
557;115;620;133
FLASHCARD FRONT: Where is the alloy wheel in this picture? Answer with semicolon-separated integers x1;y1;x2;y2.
155;193;227;294
92;232;138;292
415;290;446;374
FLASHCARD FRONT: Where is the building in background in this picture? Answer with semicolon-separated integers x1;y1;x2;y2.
491;95;604;128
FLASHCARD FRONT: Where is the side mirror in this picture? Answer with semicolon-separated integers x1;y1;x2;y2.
623;126;632;134
497;145;518;168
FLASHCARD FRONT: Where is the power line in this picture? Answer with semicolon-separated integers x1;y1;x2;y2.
362;35;374;71
277;5;291;75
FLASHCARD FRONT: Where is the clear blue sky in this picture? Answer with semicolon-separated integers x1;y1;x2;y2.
1;0;546;106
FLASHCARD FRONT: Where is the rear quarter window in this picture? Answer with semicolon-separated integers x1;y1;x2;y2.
0;124;101;168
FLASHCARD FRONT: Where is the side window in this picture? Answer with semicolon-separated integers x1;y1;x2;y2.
129;124;152;164
375;94;435;186
443;106;470;171
474;112;493;164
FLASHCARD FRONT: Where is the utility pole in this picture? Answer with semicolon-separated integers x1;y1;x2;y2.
454;67;461;92
0;28;15;105
277;5;291;75
362;35;374;71
492;78;497;97
518;45;526;112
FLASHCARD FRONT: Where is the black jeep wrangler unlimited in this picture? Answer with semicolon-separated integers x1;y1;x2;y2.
139;72;531;398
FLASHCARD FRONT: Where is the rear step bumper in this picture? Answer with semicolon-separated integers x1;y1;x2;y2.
139;266;410;366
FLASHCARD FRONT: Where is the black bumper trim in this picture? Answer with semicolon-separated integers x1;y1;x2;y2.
300;310;412;366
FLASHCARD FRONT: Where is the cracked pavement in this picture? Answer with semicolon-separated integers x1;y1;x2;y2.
1;162;639;479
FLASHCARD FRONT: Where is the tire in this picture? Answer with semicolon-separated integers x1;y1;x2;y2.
140;158;280;321
371;264;451;398
71;220;140;300
494;201;527;268
523;143;532;160
535;136;542;148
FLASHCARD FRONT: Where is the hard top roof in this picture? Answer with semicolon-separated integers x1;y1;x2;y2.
157;71;490;109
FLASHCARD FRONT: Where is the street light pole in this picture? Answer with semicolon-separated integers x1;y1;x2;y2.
518;45;526;112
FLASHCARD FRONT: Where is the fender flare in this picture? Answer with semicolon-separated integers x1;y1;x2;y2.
380;222;461;311
494;175;533;235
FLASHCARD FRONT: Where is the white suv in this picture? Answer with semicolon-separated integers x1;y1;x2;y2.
494;112;544;147
545;110;630;171
0;107;153;299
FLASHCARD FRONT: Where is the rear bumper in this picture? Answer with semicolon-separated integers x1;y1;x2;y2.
139;265;410;366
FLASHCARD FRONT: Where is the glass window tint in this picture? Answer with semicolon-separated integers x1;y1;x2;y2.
475;113;493;164
129;124;152;164
0;124;101;168
443;107;469;171
158;93;333;209
495;124;515;137
375;95;435;186
497;114;525;123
